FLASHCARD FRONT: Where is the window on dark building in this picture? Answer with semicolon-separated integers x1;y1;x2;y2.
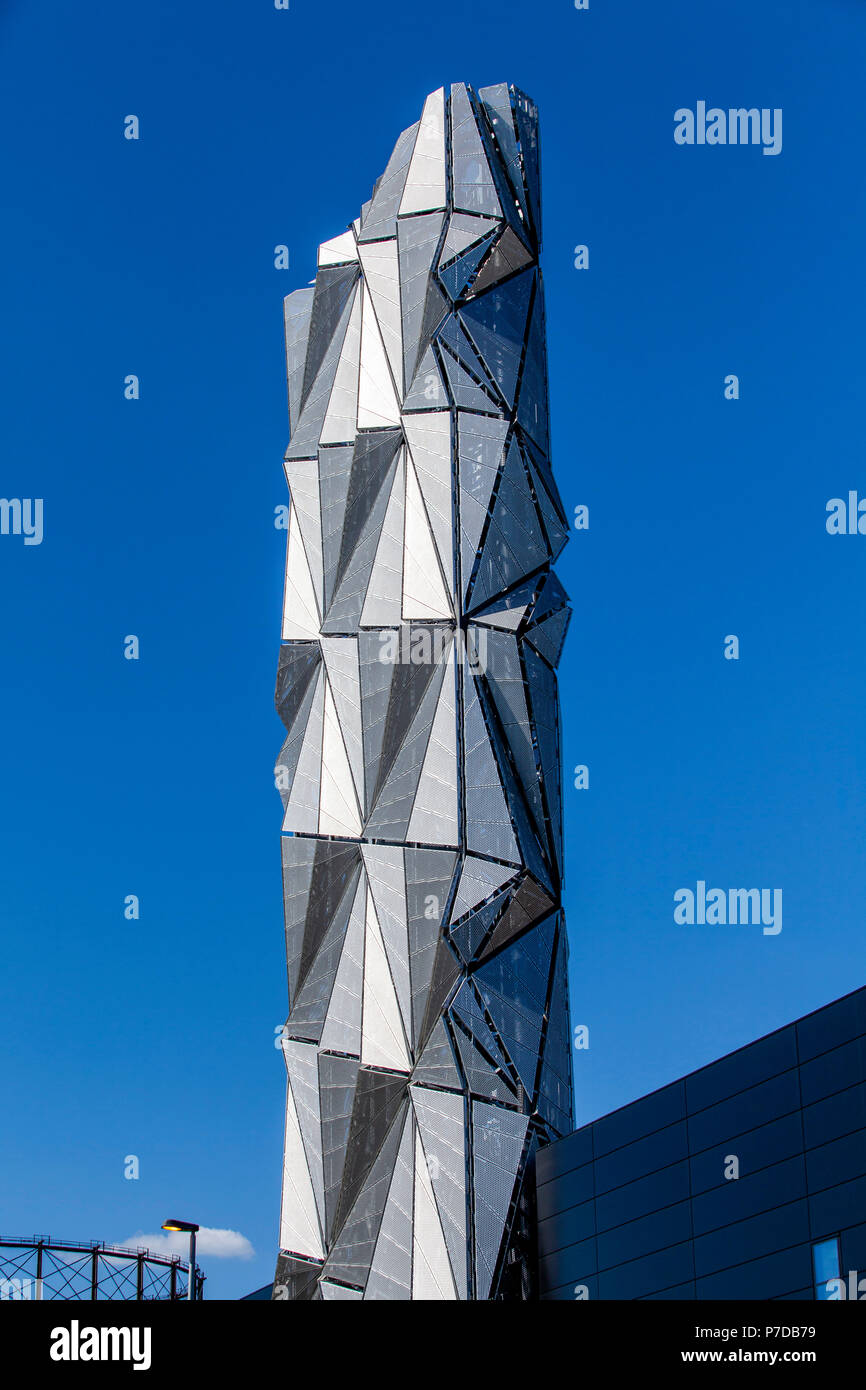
812;1236;841;1300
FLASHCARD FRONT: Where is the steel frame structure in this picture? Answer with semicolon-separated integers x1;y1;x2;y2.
0;1235;203;1301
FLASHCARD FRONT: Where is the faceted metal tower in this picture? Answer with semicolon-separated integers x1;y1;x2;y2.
273;83;573;1301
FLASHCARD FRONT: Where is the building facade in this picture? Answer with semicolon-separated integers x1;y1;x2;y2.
535;987;866;1300
273;83;573;1301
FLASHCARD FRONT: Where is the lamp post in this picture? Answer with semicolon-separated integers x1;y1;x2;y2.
162;1219;199;1301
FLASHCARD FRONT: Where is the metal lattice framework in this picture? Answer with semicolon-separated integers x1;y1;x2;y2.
274;81;573;1302
0;1237;203;1301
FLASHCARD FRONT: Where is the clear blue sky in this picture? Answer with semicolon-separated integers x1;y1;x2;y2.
1;0;864;1299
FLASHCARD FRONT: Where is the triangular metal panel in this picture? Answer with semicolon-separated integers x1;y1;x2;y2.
319;679;363;836
364;1108;415;1299
449;888;512;965
333;1069;408;1239
357;280;401;428
402;455;452;620
300;264;360;410
438;314;503;401
478;875;556;962
365;655;447;842
457;413;510;603
474;917;556;1097
462;664;520;864
438;212;500;267
284;456;325;612
287;862;360;1042
521;426;568;527
324;1097;408;1289
417;935;462;1056
318;229;358;267
449;855;517;923
284;289;314;438
281;501;321;640
449;83;502;219
479;628;546;844
467;226;533;298
450;1014;518;1104
320;637;365;812
437;231;497;301
526;606;571;668
459;270;533;410
318;1053;360;1244
450;978;517;1086
286;276;358;460
529;568;570;624
402;341;448;411
282;836;318;1003
275;645;322;794
282;1041;325;1239
477;84;531;229
472;1102;529;1299
399;87;447;216
358;628;398;817
512;91;542;242
526;452;569;561
402;411;454;597
357;238;403;396
281;665;324;833
406;642;459;847
274;1251;322;1301
398;212;446;389
319;874;366;1056
359;454;405;628
359;121;419;242
411;1086;468;1298
515;282;550;453
279;1081;325;1260
361;885;411;1073
412;1117;458;1299
537;924;574;1136
440;341;500;412
323;432;401;633
523;643;563;874
467;436;550;612
411;1016;463;1091
320;283;362;445
319;443;355;613
406;847;458;1049
363;626;438;810
361;844;411;1045
296;841;362;994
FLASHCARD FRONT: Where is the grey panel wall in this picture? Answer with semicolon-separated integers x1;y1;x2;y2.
535;988;866;1300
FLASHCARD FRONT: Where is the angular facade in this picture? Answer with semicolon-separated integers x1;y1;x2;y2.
273;82;573;1301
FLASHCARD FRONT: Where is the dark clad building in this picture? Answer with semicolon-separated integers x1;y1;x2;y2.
534;987;866;1300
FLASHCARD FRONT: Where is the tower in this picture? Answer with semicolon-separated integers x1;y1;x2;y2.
273;83;572;1301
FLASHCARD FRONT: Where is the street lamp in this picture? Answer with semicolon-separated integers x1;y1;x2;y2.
162;1219;200;1301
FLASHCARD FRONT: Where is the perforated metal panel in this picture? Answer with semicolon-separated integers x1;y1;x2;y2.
274;83;572;1300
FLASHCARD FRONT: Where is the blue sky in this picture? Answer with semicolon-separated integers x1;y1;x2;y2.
1;0;864;1299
